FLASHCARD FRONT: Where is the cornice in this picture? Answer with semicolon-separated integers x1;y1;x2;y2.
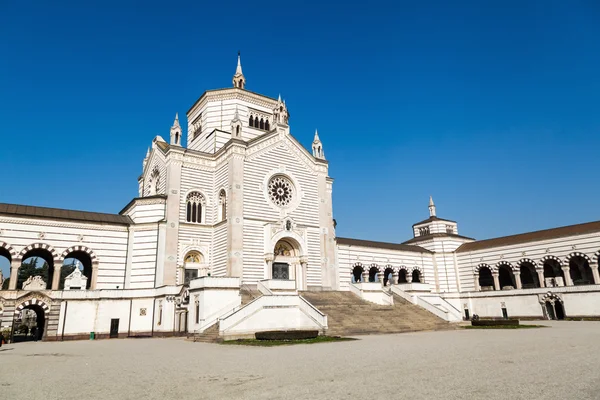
0;218;129;232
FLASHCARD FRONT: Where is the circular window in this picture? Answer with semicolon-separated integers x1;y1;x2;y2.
268;175;294;207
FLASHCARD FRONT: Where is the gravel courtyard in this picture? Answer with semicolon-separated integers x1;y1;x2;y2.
1;321;599;400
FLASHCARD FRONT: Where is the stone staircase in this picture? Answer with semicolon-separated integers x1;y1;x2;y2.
241;287;261;305
190;323;220;343
300;291;451;337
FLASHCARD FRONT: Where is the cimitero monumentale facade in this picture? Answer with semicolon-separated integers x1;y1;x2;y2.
1;54;599;341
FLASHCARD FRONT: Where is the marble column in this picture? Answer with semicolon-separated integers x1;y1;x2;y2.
361;270;368;284
392;271;399;285
561;267;573;286
492;272;500;291
536;268;546;288
378;272;384;286
300;260;308;290
406;273;413;283
8;259;20;290
591;263;600;285
474;273;480;291
265;255;274;280
51;261;63;290
514;270;522;289
90;262;99;289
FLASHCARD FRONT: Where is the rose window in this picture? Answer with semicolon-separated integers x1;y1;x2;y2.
268;176;294;207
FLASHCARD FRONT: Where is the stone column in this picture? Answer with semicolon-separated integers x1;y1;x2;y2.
8;259;20;290
561;267;573;286
361;270;368;284
474;273;480;291
51;261;63;290
392;271;399;285
300;258;308;290
591;263;600;285
378;272;384;286
492;271;500;291
406;273;413;283
536;268;546;288
514;270;522;289
265;254;274;280
90;262;100;289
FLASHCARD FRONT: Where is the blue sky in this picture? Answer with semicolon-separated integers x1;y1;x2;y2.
1;0;599;263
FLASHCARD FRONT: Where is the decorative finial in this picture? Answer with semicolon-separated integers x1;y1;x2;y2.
428;196;436;217
313;129;320;142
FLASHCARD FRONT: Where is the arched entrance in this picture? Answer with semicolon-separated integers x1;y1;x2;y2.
568;255;593;285
272;238;305;289
519;262;539;288
412;269;422;283
368;266;379;283
183;251;205;284
352;265;364;283
18;245;56;290
478;266;494;290
543;258;565;287
13;298;50;342
383;267;394;286
62;251;93;289
497;264;515;289
398;269;408;284
540;294;565;320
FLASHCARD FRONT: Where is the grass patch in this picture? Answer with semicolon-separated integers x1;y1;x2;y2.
463;324;547;330
222;336;357;347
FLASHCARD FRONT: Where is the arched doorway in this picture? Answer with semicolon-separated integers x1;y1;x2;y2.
541;295;565;320
183;251;205;284
383;267;394;286
368;266;379;283
519;262;539;288
498;265;515;289
272;239;305;289
478;267;494;290
543;258;565;287
19;247;55;290
62;251;93;289
568;255;593;285
352;265;364;283
12;299;50;342
398;269;408;284
412;269;422;283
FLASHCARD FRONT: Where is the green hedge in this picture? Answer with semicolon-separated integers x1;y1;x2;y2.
472;319;520;326
255;330;319;340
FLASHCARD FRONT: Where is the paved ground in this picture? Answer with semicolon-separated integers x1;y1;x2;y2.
0;321;599;400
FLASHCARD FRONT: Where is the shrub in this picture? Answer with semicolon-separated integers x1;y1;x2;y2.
471;319;519;327
255;330;319;341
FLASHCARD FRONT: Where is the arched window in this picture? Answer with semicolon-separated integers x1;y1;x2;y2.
260;118;265;130
412;269;421;283
175;132;179;144
236;126;240;135
186;192;205;223
265;119;270;131
249;115;254;127
218;190;227;222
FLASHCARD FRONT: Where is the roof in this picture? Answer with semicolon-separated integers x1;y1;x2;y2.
118;195;168;215
402;233;475;245
336;237;432;253
455;220;600;253
412;216;456;227
0;202;132;226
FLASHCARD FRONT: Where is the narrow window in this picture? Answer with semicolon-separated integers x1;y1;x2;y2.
260;118;265;130
265;120;270;130
186;202;192;222
249;115;254;127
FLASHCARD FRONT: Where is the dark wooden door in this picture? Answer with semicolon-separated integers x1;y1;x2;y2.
272;263;289;280
110;319;119;338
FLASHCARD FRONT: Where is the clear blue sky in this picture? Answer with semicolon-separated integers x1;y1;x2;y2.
1;0;599;251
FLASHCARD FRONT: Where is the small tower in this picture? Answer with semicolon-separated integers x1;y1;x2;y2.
429;196;436;217
312;129;325;159
273;94;289;125
170;113;182;146
231;106;242;139
232;51;246;89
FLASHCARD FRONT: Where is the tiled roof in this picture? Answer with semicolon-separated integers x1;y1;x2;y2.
336;237;432;253
412;216;456;227
0;202;132;225
402;233;475;245
455;220;600;253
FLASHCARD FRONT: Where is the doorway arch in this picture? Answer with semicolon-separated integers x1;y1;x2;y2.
13;297;50;341
540;293;565;320
272;238;306;289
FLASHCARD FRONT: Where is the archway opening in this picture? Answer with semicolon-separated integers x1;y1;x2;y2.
498;265;515;289
398;269;408;284
543;259;565;287
352;266;363;283
368;267;378;283
13;304;46;342
273;239;300;281
0;247;11;290
383;267;393;286
183;251;204;283
555;300;565;320
569;256;593;285
19;248;54;289
478;267;494;290
412;270;421;283
62;251;93;289
519;262;539;288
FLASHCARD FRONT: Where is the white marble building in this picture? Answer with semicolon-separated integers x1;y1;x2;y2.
1;54;599;341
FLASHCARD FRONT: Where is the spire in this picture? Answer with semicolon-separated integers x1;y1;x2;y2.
429;196;436;217
233;51;246;89
231;105;242;138
312;129;325;159
278;93;281;102
170;113;182;146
